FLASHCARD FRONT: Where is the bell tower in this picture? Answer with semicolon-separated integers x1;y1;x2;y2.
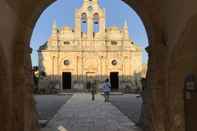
75;0;106;39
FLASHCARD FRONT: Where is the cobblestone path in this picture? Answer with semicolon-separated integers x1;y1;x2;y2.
43;93;142;131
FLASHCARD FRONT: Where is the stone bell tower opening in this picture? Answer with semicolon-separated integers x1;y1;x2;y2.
81;13;88;33
75;0;106;38
93;13;99;33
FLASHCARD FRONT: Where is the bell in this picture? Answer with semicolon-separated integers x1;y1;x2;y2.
94;21;98;24
81;14;87;23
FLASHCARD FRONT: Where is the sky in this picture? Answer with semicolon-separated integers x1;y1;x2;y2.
30;0;149;66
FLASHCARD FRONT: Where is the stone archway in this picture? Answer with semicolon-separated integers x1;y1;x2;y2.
27;1;167;131
0;0;168;131
168;14;197;131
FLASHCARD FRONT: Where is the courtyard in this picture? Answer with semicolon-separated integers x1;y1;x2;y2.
35;93;142;131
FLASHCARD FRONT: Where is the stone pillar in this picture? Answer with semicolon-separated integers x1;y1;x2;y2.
0;44;12;131
99;13;106;34
24;46;40;131
87;16;93;40
144;43;168;131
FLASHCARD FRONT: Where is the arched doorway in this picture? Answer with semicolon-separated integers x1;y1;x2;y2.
27;1;166;131
0;0;168;131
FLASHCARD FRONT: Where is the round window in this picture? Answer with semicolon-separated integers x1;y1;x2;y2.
64;60;70;65
112;60;118;65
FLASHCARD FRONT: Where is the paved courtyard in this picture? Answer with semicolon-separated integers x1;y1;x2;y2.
34;95;72;121
110;94;142;123
42;93;142;131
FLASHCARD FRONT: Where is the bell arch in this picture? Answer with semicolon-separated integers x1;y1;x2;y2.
81;12;88;33
93;12;99;33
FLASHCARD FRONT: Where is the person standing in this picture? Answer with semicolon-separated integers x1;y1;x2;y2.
102;79;111;102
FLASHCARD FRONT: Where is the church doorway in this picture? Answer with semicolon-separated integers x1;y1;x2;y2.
62;72;72;90
110;72;119;90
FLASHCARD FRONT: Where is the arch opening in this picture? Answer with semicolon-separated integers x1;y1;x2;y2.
93;13;99;33
81;12;88;33
29;0;150;130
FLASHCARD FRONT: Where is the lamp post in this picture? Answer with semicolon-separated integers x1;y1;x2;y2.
184;74;196;131
100;56;103;81
52;56;55;80
57;29;61;90
77;56;79;81
184;74;196;100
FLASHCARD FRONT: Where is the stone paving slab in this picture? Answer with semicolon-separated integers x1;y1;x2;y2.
42;93;142;131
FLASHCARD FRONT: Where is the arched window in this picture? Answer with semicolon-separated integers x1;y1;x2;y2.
93;13;99;32
81;13;87;32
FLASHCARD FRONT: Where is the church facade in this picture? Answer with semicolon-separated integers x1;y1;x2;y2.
38;0;143;90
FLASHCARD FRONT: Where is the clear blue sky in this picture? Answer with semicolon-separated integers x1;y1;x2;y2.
30;0;148;66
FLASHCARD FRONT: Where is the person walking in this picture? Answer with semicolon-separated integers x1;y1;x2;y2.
91;80;97;101
102;79;111;102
